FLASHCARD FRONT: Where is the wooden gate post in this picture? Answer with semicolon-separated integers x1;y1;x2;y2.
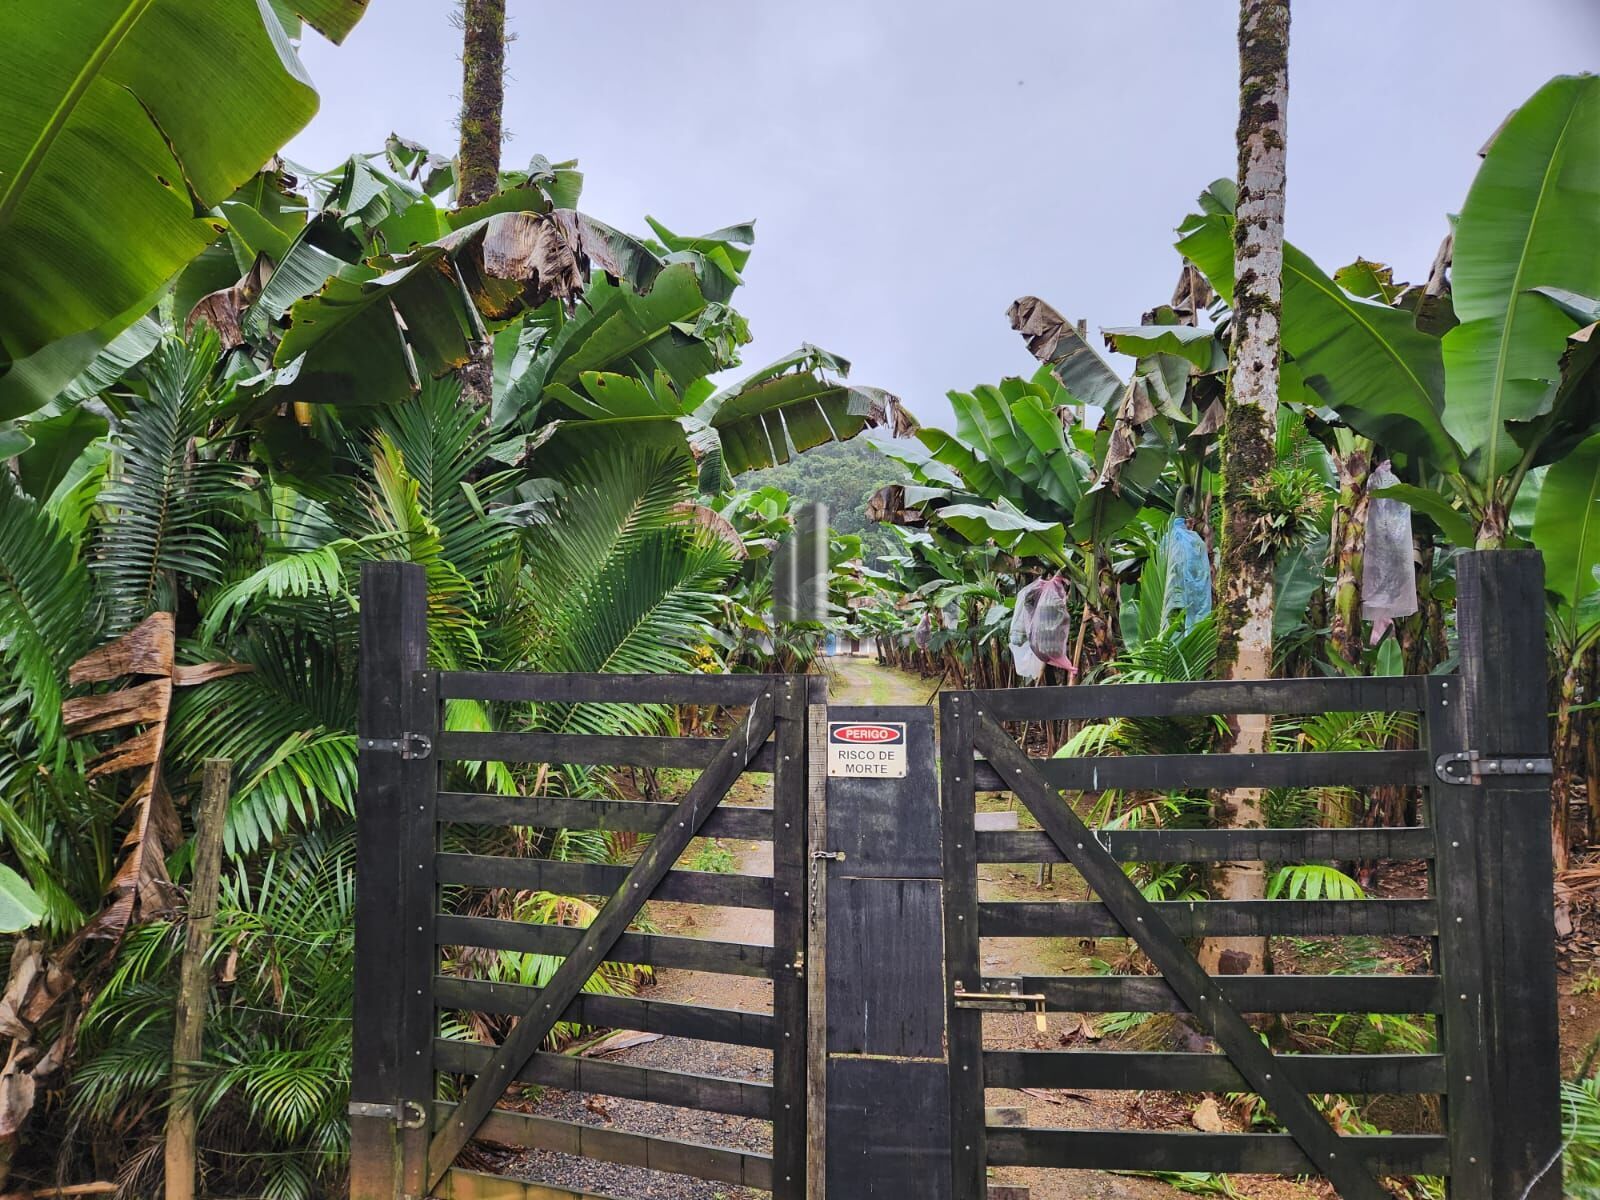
1456;550;1562;1198
352;563;429;1200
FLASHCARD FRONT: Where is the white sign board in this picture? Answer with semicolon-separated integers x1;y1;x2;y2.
827;721;908;778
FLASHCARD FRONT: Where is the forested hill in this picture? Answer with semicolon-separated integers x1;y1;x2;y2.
737;437;906;537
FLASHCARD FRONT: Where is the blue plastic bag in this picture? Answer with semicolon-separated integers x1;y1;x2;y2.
1162;517;1212;630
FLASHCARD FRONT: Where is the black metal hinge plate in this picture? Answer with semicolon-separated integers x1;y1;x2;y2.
1433;749;1553;785
361;733;433;760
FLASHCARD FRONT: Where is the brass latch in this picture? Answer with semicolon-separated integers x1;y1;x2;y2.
953;982;1048;1032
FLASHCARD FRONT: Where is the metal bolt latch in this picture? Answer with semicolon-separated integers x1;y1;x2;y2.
361;733;433;760
954;985;1049;1032
1433;750;1553;786
349;1099;427;1128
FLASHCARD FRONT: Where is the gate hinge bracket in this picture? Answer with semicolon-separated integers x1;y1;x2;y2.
349;1099;427;1128
361;733;433;760
1433;750;1552;785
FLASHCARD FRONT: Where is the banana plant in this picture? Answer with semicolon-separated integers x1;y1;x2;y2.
1176;74;1600;550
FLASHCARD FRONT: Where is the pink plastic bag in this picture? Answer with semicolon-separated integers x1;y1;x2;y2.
1009;581;1045;680
1028;577;1073;669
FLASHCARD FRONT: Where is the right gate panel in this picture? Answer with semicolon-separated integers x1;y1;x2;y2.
938;673;1500;1199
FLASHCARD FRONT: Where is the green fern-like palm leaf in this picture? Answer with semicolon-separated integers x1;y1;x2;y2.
0;474;96;751
94;332;249;630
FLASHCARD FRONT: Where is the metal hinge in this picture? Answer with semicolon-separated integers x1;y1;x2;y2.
361;733;433;760
349;1099;427;1128
1433;750;1553;786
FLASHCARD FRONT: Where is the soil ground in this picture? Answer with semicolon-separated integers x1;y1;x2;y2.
496;655;1591;1199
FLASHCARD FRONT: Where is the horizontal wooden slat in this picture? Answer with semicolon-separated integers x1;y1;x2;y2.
983;1050;1446;1094
973;750;1429;793
437;671;776;706
978;899;1437;938
980;973;1443;1014
984;1128;1447;1175
432;977;776;1047
436;915;773;977
977;826;1436;864
432;1102;771;1188
434;1038;771;1117
968;676;1426;721
438;731;777;772
436;793;774;839
436;854;773;908
435;1167;627;1200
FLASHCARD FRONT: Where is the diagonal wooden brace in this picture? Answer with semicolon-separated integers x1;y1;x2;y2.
974;716;1387;1200
425;693;778;1190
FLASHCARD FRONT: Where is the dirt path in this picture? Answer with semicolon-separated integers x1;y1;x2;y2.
823;651;936;707
508;657;1318;1200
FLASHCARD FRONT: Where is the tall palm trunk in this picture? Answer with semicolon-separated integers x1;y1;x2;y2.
1202;0;1290;977
455;0;506;414
456;0;506;207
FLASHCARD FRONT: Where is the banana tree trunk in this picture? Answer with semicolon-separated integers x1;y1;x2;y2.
1327;445;1371;666
1555;655;1579;874
1587;643;1600;845
1203;0;1290;978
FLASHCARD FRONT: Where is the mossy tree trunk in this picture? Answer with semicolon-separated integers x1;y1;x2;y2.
456;0;506;208
455;0;506;414
1201;0;1290;977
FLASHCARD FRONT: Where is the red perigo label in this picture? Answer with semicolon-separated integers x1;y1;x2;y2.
830;722;905;745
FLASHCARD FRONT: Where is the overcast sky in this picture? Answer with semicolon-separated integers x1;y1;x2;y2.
289;1;1600;425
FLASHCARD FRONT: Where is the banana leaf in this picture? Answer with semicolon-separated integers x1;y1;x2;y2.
1008;295;1123;410
936;501;1067;565
270;211;646;407
0;0;368;391
1444;75;1600;482
1532;429;1600;606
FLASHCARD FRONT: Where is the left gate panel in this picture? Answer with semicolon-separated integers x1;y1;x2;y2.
353;578;809;1200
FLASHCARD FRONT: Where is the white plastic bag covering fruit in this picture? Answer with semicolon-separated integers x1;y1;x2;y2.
1361;460;1418;644
1028;576;1073;669
1162;517;1213;630
1009;580;1045;680
914;609;932;650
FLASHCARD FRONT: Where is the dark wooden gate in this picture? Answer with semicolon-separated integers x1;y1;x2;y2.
350;562;813;1200
939;550;1561;1199
352;551;1560;1199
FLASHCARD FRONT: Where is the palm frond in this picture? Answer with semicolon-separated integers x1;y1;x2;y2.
93;332;250;630
199;535;392;644
0;474;97;752
519;450;737;739
166;626;357;856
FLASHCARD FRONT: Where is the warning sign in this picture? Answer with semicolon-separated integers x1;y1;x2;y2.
827;721;908;778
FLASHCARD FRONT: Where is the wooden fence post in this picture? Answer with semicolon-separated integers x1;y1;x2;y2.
164;757;231;1200
351;563;428;1200
1456;550;1562;1198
